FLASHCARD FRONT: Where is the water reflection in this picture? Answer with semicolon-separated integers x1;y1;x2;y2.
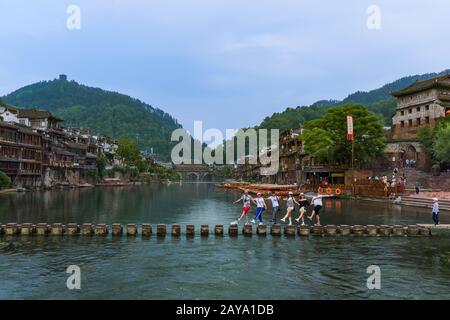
0;184;449;299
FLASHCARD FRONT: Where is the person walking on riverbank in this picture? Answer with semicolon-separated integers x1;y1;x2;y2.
295;193;309;225
308;193;334;226
231;190;256;225
266;191;281;224
252;193;267;225
281;192;299;225
432;197;440;225
415;181;420;194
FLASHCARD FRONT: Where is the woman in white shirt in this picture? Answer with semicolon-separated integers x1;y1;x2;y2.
281;192;300;226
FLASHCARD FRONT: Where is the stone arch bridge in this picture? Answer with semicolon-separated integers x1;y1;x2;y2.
173;164;222;182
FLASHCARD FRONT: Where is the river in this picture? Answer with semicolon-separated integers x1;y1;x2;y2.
1;183;449;299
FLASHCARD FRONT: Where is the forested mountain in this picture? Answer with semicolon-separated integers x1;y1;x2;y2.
3;69;449;161
259;69;450;131
2;76;181;160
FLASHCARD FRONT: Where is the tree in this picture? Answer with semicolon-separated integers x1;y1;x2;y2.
0;171;11;188
433;123;450;166
1;78;181;161
418;117;450;167
137;158;149;173
117;137;140;166
149;164;180;180
221;164;233;177
418;124;435;163
96;153;107;179
301;104;386;166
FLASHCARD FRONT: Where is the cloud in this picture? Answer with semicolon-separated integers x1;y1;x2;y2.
1;0;450;132
220;34;305;54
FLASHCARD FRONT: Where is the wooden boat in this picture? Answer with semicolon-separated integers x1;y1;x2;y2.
160;179;172;185
96;178;131;187
77;183;94;188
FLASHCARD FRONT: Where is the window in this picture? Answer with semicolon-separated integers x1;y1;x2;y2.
400;121;405;128
425;105;429;111
417;118;421;125
408;119;413;126
400;110;404;116
416;107;421;112
408;109;412;114
425;116;430;124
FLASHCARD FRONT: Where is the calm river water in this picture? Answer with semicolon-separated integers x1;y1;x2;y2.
1;183;449;299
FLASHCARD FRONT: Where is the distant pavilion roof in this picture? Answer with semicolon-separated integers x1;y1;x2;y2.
392;74;450;97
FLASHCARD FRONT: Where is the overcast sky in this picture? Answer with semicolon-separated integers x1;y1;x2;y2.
1;0;449;135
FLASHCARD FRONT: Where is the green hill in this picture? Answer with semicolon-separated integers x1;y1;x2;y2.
259;69;450;131
2;76;181;160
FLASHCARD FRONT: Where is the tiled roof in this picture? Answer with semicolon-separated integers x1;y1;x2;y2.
0;120;17;129
18;108;62;121
52;147;77;157
0;104;19;113
0;120;41;135
17;126;41;136
392;74;450;97
66;142;88;150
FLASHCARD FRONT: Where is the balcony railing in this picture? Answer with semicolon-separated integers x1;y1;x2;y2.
18;169;42;175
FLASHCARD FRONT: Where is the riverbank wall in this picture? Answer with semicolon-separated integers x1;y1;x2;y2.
10;167;97;189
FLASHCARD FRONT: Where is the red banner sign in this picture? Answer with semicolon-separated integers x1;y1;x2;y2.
346;115;354;141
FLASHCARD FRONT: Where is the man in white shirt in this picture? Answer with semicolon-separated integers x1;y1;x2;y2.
307;193;333;226
432;198;440;226
266;191;280;224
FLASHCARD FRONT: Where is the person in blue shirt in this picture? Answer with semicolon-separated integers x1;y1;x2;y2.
432;197;440;225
